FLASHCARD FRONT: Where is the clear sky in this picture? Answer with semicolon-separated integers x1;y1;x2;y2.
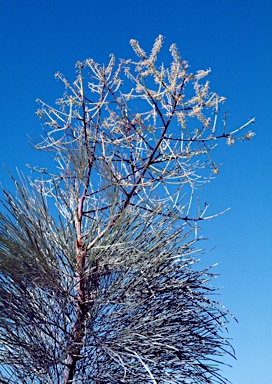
0;1;271;383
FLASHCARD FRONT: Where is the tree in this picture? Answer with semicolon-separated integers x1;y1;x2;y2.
0;36;254;383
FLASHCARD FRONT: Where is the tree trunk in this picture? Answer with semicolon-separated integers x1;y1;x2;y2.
63;246;87;383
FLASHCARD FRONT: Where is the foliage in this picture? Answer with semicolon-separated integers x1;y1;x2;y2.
0;36;254;383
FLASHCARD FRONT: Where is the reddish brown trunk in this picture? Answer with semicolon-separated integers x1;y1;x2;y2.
63;247;87;384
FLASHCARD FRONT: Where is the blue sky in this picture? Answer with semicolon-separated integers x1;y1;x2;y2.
0;1;271;383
